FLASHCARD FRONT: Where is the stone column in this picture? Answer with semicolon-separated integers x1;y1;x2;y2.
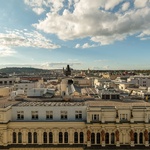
22;129;27;145
3;130;8;146
145;113;148;123
84;129;87;144
37;129;42;145
69;129;73;145
53;129;58;145
0;132;3;146
7;130;12;145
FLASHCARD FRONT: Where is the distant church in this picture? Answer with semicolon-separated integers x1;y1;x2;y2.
63;65;71;76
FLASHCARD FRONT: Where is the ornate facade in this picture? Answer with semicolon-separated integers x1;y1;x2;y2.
0;100;150;149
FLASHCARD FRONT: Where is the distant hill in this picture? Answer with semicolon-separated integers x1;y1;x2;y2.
0;67;50;74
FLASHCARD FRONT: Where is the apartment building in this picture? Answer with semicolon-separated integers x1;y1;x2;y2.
128;75;150;88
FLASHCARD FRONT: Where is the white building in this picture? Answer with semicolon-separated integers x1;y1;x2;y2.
127;75;150;88
14;82;38;93
27;88;55;97
12;102;86;122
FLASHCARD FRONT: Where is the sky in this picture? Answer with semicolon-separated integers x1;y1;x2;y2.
0;0;150;70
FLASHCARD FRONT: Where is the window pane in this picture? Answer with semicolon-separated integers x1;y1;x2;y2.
34;132;37;143
43;132;47;143
28;132;32;143
105;133;109;144
59;132;63;143
13;132;16;143
91;133;95;144
97;133;100;144
134;133;138;144
18;132;22;143
80;132;84;143
74;132;78;143
49;132;53;143
64;132;68;143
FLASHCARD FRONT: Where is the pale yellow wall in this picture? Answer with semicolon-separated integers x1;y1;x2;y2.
0;121;150;147
0;87;10;97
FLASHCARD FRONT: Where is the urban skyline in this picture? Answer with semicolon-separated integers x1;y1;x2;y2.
0;0;150;70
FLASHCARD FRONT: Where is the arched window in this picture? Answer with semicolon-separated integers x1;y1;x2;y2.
18;132;22;143
80;132;84;143
33;132;37;143
111;133;115;144
13;132;17;143
64;132;68;143
49;132;53;143
28;132;32;143
74;132;78;143
91;133;95;144
59;132;63;143
97;133;100;144
105;133;109;144
43;132;47;143
134;133;138;144
139;132;143;144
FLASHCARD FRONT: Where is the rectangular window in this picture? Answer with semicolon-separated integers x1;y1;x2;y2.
120;114;128;121
61;111;67;119
75;111;82;119
31;111;38;120
17;111;24;120
92;114;99;121
46;111;53;119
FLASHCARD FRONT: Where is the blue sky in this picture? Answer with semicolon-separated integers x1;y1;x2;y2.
0;0;150;70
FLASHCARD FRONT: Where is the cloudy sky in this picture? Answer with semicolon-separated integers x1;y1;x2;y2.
0;0;150;70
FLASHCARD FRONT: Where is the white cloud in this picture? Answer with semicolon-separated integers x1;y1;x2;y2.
91;34;126;45
102;65;109;69
0;62;82;69
24;0;65;15
137;29;150;40
121;2;130;11
0;30;60;49
94;59;108;62
24;0;150;45
0;46;16;57
134;0;149;8
104;0;123;10
75;43;80;48
40;62;82;69
137;29;150;37
32;7;45;15
75;43;98;49
24;0;45;15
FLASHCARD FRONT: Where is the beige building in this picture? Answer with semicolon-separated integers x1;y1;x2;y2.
0;78;16;85
0;99;150;149
0;86;14;97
